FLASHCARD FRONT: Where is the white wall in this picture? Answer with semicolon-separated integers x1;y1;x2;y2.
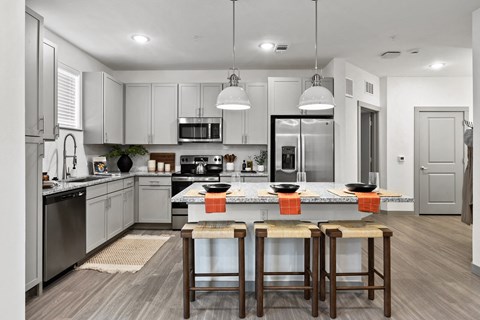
42;29;113;178
385;77;473;211
0;1;26;319
472;8;480;270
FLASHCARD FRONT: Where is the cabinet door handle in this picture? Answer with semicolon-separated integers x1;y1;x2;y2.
39;116;45;133
151;134;154;144
54;124;60;139
38;142;45;158
244;135;248;144
150;180;160;184
104;132;108;143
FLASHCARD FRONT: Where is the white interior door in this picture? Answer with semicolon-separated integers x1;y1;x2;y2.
418;111;464;214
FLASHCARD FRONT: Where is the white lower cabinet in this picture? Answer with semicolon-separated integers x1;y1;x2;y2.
220;176;269;183
107;190;124;239
123;187;135;228
86;179;135;253
86;195;108;253
138;177;171;223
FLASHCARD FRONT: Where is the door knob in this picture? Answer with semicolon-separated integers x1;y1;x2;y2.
420;166;428;170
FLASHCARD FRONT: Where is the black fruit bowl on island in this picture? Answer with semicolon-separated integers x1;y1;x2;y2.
202;183;231;193
270;184;300;193
345;183;377;193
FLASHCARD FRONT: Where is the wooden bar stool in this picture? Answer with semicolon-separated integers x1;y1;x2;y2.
254;220;320;317
181;221;246;319
319;221;393;319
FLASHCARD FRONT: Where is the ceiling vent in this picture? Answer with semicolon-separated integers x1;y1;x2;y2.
346;78;354;98
275;44;289;53
380;51;401;59
365;81;374;95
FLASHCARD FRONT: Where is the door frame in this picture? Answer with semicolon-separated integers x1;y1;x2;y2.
357;101;380;182
414;107;469;215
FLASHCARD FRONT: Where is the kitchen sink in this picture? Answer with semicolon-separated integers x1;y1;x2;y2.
66;176;110;183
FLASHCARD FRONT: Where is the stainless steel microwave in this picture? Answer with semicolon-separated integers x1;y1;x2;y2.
177;117;223;143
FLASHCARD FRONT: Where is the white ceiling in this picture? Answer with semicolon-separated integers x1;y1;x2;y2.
27;0;480;76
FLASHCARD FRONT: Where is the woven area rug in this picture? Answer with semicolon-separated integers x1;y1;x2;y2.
77;234;172;273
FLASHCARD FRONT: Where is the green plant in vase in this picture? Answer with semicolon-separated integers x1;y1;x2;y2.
254;150;267;172
104;145;149;173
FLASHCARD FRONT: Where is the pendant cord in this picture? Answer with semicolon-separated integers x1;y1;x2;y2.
232;0;236;71
314;0;318;71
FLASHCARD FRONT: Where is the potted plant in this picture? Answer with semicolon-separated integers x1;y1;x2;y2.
254;150;267;172
105;145;149;173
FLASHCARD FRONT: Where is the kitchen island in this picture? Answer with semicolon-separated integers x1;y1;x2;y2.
171;182;413;287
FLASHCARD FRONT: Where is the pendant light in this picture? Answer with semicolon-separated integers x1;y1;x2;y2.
298;0;335;110
216;0;251;110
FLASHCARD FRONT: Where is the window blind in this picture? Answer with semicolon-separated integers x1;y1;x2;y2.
58;66;81;130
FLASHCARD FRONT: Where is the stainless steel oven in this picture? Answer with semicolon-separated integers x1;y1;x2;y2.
178;117;222;143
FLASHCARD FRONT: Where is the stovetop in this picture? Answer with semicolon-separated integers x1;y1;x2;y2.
172;172;220;177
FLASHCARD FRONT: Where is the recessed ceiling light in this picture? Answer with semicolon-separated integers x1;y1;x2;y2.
132;34;150;44
259;42;275;50
429;62;446;70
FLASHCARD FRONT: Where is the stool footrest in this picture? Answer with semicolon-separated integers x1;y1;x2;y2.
264;271;306;276
264;286;313;291
325;269;385;279
194;272;239;277
374;269;384;279
336;285;385;291
191;287;239;292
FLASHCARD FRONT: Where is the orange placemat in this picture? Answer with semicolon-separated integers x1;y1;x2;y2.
354;192;380;213
278;193;301;215
205;192;226;213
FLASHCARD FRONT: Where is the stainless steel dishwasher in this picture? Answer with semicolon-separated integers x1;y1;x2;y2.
43;188;86;282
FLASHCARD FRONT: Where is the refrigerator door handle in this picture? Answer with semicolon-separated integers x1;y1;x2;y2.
301;132;305;172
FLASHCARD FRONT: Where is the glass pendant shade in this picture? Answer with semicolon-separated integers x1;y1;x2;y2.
216;86;251;110
298;85;335;110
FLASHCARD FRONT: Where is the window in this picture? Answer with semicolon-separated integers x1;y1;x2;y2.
58;63;82;130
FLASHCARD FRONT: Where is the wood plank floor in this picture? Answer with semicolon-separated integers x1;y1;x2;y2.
26;215;480;319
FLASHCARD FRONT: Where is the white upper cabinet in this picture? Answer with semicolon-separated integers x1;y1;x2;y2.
268;77;303;115
125;83;178;145
25;8;44;137
152;83;178;144
178;83;222;118
244;83;268;144
125;84;151;144
223;83;268;145
83;72;124;144
42;39;58;141
201;83;223;117
178;84;201;117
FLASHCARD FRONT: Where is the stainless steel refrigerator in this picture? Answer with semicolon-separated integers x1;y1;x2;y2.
271;116;334;182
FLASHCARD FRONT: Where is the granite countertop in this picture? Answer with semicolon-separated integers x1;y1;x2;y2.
219;171;269;177
42;172;172;196
171;182;414;204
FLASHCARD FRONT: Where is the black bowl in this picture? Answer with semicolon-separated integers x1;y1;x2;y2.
270;184;300;193
345;183;377;193
202;183;231;193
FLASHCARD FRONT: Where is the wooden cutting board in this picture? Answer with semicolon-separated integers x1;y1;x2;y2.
328;189;402;197
150;153;175;171
257;190;320;197
184;189;245;197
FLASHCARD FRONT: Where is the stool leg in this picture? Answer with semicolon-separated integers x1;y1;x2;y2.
384;236;392;318
330;236;337;319
320;232;326;301
304;238;311;300
182;238;190;319
368;238;375;300
190;238;195;302
255;235;258;300
312;237;319;317
256;236;265;317
239;237;246;319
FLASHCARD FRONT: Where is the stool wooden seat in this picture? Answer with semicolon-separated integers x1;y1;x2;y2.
319;221;393;319
254;220;320;317
181;221;246;319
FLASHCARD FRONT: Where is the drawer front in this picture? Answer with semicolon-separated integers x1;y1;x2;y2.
107;180;124;193
123;177;135;189
138;177;171;186
87;183;108;200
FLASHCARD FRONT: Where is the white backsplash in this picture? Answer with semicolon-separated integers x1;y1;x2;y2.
43;130;267;178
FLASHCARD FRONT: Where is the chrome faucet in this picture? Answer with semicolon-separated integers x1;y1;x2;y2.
62;133;77;180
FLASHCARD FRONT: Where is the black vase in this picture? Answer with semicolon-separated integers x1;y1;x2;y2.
117;154;133;173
